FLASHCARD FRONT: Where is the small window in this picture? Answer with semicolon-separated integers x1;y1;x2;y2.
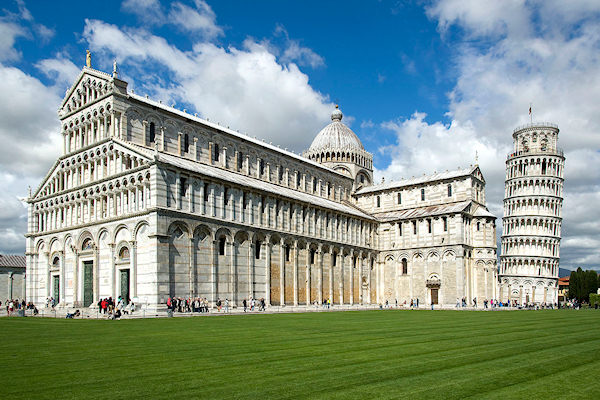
82;238;93;250
259;159;264;176
213;144;220;162
180;178;187;197
428;219;432;234
327;184;331;197
376;196;381;208
218;237;226;255
285;246;290;262
149;122;156;142
184;134;189;153
224;188;229;205
421;188;425;201
238;152;243;171
119;247;130;261
242;193;247;209
398;223;402;236
296;172;301;188
397;192;402;204
413;221;417;234
203;185;209;202
360;175;365;184
313;177;317;193
278;167;284;182
447;184;452;197
310;249;315;264
477;221;481;231
443;217;448;232
255;241;261;259
333;253;337;266
402;259;408;275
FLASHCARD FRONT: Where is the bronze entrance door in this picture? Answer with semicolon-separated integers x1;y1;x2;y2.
431;289;439;305
52;275;60;303
120;269;130;301
83;261;93;307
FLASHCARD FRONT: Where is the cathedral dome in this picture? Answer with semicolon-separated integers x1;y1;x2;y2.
308;107;364;153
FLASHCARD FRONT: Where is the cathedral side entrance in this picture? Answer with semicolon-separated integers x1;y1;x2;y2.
120;269;130;301
83;261;94;307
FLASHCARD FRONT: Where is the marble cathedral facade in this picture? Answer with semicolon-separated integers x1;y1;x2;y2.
25;63;497;310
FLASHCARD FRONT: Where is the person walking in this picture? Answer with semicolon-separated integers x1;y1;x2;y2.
224;298;229;313
243;299;247;312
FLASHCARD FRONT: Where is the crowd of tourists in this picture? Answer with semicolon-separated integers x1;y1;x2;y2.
166;297;267;313
98;296;135;319
3;298;38;315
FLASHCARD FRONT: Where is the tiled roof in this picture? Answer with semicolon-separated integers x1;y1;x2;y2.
0;254;26;268
156;152;375;220
356;166;478;195
128;93;349;179
473;205;496;218
371;201;472;222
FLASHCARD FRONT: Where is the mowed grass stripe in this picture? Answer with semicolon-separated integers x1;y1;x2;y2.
1;310;599;399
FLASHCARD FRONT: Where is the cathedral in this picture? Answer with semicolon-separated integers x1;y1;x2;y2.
25;61;498;310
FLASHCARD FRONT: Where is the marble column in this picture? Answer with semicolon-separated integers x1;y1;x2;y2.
293;241;298;306
279;242;285;306
265;238;272;306
306;246;311;306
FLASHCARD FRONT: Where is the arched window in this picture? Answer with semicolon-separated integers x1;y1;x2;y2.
82;238;93;250
255;241;261;259
119;246;130;261
149;122;156;143
184;134;189;153
52;257;60;269
218;237;226;255
402;258;408;275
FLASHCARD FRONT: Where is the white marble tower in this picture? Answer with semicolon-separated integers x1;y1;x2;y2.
499;123;565;305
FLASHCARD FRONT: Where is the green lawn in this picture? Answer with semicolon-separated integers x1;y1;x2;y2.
1;310;599;399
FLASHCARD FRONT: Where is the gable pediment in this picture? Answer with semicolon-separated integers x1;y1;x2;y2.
471;166;485;183
59;67;113;116
31;138;154;200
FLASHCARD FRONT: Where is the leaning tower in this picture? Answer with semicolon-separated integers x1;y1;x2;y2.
499;122;565;306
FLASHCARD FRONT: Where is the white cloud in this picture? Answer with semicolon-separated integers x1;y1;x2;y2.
270;24;324;69
121;0;164;23
82;19;333;152
375;0;600;269
168;0;223;40
0;18;27;62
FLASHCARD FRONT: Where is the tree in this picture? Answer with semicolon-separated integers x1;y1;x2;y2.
569;269;580;301
568;268;599;302
584;270;598;302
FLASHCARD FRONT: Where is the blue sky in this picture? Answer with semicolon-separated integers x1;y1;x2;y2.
0;0;599;271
